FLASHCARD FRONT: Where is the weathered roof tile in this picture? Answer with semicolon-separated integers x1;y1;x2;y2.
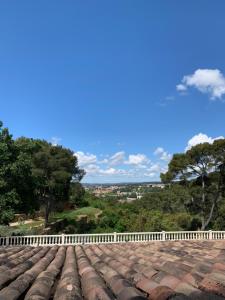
1;240;225;299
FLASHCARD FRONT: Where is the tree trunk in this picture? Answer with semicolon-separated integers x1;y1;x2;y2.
201;221;205;230
201;176;206;230
44;199;50;228
201;189;221;230
204;202;215;229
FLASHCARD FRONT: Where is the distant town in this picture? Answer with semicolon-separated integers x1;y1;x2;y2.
84;182;165;203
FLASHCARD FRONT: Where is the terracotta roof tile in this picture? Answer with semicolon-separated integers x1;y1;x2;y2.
199;277;225;298
148;285;177;300
136;277;159;294
0;240;225;299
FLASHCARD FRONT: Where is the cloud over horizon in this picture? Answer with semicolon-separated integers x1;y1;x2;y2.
75;133;224;183
126;154;150;166
75;149;170;183
74;151;97;166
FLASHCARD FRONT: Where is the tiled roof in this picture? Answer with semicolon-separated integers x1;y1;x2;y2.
0;240;225;299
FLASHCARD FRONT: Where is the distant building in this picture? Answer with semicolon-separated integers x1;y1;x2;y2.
118;197;137;203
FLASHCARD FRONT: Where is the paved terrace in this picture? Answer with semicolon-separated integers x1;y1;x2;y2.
0;240;225;299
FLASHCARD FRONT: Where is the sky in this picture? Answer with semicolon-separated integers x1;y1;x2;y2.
0;1;225;183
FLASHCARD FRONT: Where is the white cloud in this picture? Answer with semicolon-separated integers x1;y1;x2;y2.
186;133;224;151
176;84;187;92
143;172;156;178
50;137;61;146
177;69;225;99
144;163;168;178
84;164;100;175
74;151;97;166
84;164;131;177
75;150;168;182
126;153;150;166
98;158;109;164
154;147;171;162
147;164;161;173
154;147;164;155
101;168;128;175
101;168;118;175
108;151;125;166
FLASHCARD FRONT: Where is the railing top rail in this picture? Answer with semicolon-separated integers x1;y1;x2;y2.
1;230;225;247
1;230;225;238
117;231;163;235
0;235;62;238
164;231;209;234
64;233;115;236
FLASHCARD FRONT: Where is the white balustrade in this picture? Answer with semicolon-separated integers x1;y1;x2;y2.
0;230;225;247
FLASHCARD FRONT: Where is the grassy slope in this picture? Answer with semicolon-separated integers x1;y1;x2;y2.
11;220;44;229
52;207;101;221
6;207;101;234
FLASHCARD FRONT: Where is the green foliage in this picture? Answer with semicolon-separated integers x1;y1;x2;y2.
69;182;87;207
85;191;109;210
0;121;85;227
89;204;198;233
53;207;101;221
161;139;225;230
0;225;39;237
0;196;16;224
134;184;190;213
1;119;225;234
75;192;199;233
15;138;85;227
212;198;225;230
0;123;35;224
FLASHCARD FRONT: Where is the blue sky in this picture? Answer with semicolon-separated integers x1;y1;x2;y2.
0;1;225;183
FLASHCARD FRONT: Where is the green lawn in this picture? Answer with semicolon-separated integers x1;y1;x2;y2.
52;207;101;221
3;207;101;235
11;220;44;230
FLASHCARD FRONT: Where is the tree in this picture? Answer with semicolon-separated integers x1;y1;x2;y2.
0;122;35;224
213;139;225;196
0;121;86;227
161;140;225;230
14;138;38;214
30;140;85;227
69;182;87;208
136;184;190;213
